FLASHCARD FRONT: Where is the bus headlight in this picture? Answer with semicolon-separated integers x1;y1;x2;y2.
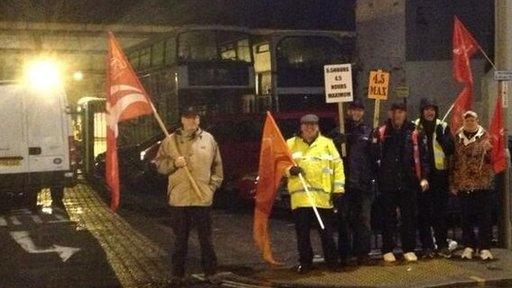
24;59;63;90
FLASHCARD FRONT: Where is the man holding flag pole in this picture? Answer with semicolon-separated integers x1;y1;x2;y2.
106;32;222;285
253;111;344;273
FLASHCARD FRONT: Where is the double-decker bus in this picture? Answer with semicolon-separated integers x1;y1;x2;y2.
122;25;255;146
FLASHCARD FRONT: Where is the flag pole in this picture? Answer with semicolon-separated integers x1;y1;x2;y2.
298;173;325;230
441;103;455;122
477;45;497;70
149;103;203;198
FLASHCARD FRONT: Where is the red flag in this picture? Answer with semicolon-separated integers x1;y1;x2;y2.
253;112;295;265
450;86;473;133
453;16;479;85
106;32;153;212
490;94;507;173
450;16;481;133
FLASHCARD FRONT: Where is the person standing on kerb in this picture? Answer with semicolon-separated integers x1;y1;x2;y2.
154;106;223;286
285;113;345;274
414;98;454;259
330;99;376;266
450;111;494;261
372;103;430;263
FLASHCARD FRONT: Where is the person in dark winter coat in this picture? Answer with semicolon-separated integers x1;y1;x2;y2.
414;98;454;258
331;99;376;265
372;103;430;263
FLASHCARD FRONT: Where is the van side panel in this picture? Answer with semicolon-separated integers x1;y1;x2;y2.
25;86;70;172
0;84;29;174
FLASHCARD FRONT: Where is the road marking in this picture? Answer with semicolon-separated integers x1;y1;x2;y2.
469;276;486;283
48;213;71;224
10;231;80;262
31;215;43;224
0;217;6;226
10;216;21;225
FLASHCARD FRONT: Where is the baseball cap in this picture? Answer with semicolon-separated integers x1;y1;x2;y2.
180;106;199;117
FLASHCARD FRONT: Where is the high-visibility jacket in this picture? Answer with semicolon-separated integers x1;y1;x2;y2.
286;134;345;210
414;118;448;170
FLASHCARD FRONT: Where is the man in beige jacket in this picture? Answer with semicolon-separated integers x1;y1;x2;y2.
154;106;223;285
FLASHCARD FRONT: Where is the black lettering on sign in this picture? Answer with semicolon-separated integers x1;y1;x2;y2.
328;92;351;98
372;73;386;84
331;84;347;90
326;67;350;73
334;76;342;81
370;86;387;96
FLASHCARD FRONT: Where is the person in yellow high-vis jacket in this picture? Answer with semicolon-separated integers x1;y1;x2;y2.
286;113;345;274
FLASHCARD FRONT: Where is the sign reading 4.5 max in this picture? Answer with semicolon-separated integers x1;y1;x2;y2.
368;70;390;100
324;64;353;103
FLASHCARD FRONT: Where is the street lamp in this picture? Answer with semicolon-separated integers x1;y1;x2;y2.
24;59;63;91
73;71;84;81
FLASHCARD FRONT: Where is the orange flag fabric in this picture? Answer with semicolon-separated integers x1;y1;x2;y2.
106;31;153;212
253;112;295;265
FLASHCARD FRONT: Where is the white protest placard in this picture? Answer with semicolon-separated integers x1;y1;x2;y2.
324;64;353;103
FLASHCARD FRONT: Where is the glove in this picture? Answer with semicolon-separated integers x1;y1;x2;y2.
371;129;381;143
333;132;347;145
289;166;304;176
331;193;344;204
435;125;444;140
331;194;345;212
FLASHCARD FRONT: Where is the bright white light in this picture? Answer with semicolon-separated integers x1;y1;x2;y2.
25;59;62;90
73;71;83;81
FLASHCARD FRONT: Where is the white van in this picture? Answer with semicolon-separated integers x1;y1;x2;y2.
0;81;77;207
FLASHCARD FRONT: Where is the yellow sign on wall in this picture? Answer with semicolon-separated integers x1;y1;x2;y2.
368;70;390;100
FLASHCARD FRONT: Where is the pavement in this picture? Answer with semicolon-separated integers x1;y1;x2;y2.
3;181;512;288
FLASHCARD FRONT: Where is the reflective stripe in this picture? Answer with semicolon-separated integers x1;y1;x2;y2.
322;167;333;174
289;187;330;195
293;155;338;161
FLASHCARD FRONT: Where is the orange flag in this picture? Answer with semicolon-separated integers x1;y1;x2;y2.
106;32;153;212
253;112;295;265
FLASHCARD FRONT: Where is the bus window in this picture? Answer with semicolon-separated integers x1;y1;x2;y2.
237;39;251;62
276;36;351;87
178;31;218;62
128;51;139;70
220;43;236;60
152;41;165;67
165;38;177;65
139;47;150;69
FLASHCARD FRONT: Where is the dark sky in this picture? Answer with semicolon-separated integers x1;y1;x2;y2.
0;0;356;30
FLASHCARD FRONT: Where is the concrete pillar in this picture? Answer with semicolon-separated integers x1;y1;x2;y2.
495;0;512;249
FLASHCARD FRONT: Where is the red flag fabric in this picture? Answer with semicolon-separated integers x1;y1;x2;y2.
453;16;479;85
450;86;473;134
253;112;295;265
106;32;153;212
450;16;480;133
490;94;507;173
